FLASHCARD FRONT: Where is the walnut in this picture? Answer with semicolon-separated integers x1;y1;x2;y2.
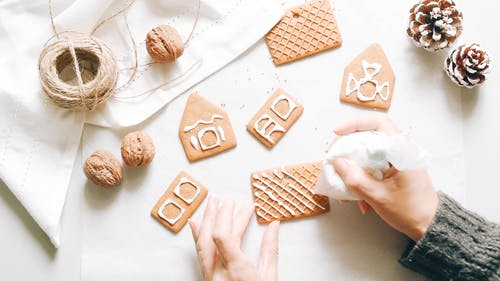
145;24;184;63
121;131;155;167
84;150;122;188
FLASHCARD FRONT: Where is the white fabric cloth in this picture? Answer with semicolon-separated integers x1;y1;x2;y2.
0;0;282;247
316;131;431;200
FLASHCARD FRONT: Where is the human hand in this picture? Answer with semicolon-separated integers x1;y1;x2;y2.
189;196;280;281
333;115;438;242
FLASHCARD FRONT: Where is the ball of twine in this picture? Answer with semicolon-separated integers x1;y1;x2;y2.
38;31;118;110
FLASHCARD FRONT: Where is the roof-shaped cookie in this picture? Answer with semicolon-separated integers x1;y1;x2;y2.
340;43;396;110
179;93;237;162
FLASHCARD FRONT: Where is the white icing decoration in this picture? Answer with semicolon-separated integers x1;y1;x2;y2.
280;167;326;210
280;167;315;194
262;173;305;213
217;126;226;141
253;182;295;215
254;192;288;217
287;184;315;211
183;114;227;152
158;199;185;225
183;114;223;132
254;113;285;144
190;135;199;150
173;177;200;205
254;178;298;215
273;169;284;179
256;211;270;221
197;127;221;151
255;203;278;219
270;93;297;121
345;60;390;102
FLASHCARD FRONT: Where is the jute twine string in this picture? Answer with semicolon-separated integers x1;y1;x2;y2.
38;0;133;110
39;31;118;110
39;0;202;109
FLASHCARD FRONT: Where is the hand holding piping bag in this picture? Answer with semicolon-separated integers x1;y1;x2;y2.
325;115;438;241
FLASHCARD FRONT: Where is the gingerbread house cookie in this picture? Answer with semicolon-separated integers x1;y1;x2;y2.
340;43;396;110
179;93;237;162
265;0;342;65
151;171;208;233
251;162;330;223
247;88;303;148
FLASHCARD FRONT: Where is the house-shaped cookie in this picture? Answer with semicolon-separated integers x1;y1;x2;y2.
340;43;396;110
179;93;237;162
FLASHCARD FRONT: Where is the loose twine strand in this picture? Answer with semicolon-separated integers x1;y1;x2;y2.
40;0;202;110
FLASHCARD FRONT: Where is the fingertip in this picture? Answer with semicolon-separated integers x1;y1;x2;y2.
270;220;280;227
358;203;367;215
358;200;371;215
259;220;280;278
268;220;280;236
188;219;200;241
332;158;350;175
274;221;280;233
333;126;349;136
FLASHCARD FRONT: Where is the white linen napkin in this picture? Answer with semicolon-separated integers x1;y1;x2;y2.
0;0;282;247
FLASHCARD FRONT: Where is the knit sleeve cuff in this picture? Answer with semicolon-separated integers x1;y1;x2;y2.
399;192;500;280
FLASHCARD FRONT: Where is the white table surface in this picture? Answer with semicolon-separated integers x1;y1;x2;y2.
1;0;499;280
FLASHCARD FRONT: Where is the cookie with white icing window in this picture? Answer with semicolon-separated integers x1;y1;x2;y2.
247;88;303;148
340;43;395;110
151;171;208;233
179;93;237;162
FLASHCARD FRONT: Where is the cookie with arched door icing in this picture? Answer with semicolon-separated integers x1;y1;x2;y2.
247;88;303;148
179;93;237;162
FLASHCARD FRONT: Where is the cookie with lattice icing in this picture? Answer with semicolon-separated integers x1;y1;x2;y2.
265;0;342;65
151;171;208;233
251;162;330;223
340;43;396;110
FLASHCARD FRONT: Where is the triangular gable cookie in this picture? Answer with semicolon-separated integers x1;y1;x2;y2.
179;93;237;162
340;43;396;110
251;162;330;223
265;0;342;65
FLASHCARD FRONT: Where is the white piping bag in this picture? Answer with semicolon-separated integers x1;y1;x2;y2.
315;131;430;200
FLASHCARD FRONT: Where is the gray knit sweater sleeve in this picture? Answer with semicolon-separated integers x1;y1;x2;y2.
399;192;500;280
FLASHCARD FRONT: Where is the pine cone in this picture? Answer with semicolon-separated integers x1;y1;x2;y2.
444;43;491;88
407;0;463;51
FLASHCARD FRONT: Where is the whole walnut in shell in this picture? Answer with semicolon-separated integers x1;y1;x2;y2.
121;131;155;167
84;150;123;188
145;24;184;63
